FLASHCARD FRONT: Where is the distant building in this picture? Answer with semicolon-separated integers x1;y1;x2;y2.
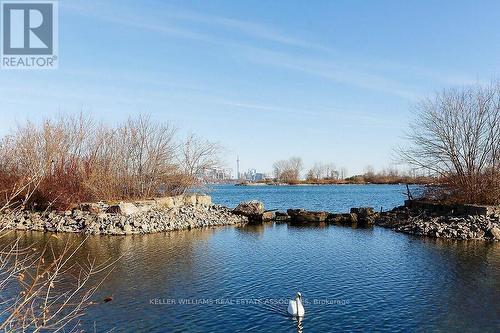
202;167;232;181
241;169;269;181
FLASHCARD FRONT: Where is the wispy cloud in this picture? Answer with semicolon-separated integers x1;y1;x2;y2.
213;99;400;127
63;0;477;100
155;6;337;53
241;47;422;100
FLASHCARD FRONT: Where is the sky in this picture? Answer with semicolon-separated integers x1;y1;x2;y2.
1;0;500;176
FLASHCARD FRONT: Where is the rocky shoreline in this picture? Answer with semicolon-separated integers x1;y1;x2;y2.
0;195;248;235
1;195;499;241
234;200;500;241
375;202;500;241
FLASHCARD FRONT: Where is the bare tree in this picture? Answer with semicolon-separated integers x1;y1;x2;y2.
305;168;316;181
306;162;337;180
272;160;287;180
0;114;220;209
0;236;116;332
273;157;303;183
0;175;116;332
363;165;375;178
179;134;221;179
312;163;327;180
399;82;500;204
116;115;178;198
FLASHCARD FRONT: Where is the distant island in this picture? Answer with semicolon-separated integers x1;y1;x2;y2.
235;174;435;186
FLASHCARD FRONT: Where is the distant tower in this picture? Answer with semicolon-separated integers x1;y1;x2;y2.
236;156;240;180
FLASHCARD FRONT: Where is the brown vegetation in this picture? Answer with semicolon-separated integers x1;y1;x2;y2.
400;82;500;205
267;158;431;185
273;157;303;183
0;114;221;210
305;162;339;181
344;170;433;185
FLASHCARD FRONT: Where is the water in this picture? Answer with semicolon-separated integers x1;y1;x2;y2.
1;185;499;332
208;184;423;212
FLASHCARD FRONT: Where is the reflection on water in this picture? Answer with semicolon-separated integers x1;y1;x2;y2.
295;317;303;333
1;224;499;332
235;224;266;239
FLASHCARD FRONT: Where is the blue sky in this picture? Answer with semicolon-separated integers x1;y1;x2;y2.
1;0;499;176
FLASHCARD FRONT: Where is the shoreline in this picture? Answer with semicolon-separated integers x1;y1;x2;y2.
375;201;500;241
1;196;498;241
0;195;248;235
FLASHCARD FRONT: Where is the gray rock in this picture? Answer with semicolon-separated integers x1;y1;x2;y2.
106;202;139;216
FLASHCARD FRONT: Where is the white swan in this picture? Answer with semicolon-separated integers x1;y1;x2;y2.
287;292;305;317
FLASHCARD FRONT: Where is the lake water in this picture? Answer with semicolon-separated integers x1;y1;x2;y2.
1;185;499;332
208;184;423;212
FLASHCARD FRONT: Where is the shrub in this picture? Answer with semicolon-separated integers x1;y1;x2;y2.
0;114;221;210
400;83;500;205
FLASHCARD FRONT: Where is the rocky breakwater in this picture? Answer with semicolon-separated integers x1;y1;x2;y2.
232;200;378;229
0;194;248;235
285;207;378;228
375;200;500;241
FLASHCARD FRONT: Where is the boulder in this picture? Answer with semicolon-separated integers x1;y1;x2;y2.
106;202;139;216
155;195;184;209
350;207;375;217
183;195;198;206
275;211;290;222
350;207;376;227
327;213;358;225
487;227;500;240
155;194;211;209
196;195;212;206
156;196;176;209
79;203;101;214
248;211;275;224
123;224;133;234
287;209;328;223
261;211;275;222
233;201;265;216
